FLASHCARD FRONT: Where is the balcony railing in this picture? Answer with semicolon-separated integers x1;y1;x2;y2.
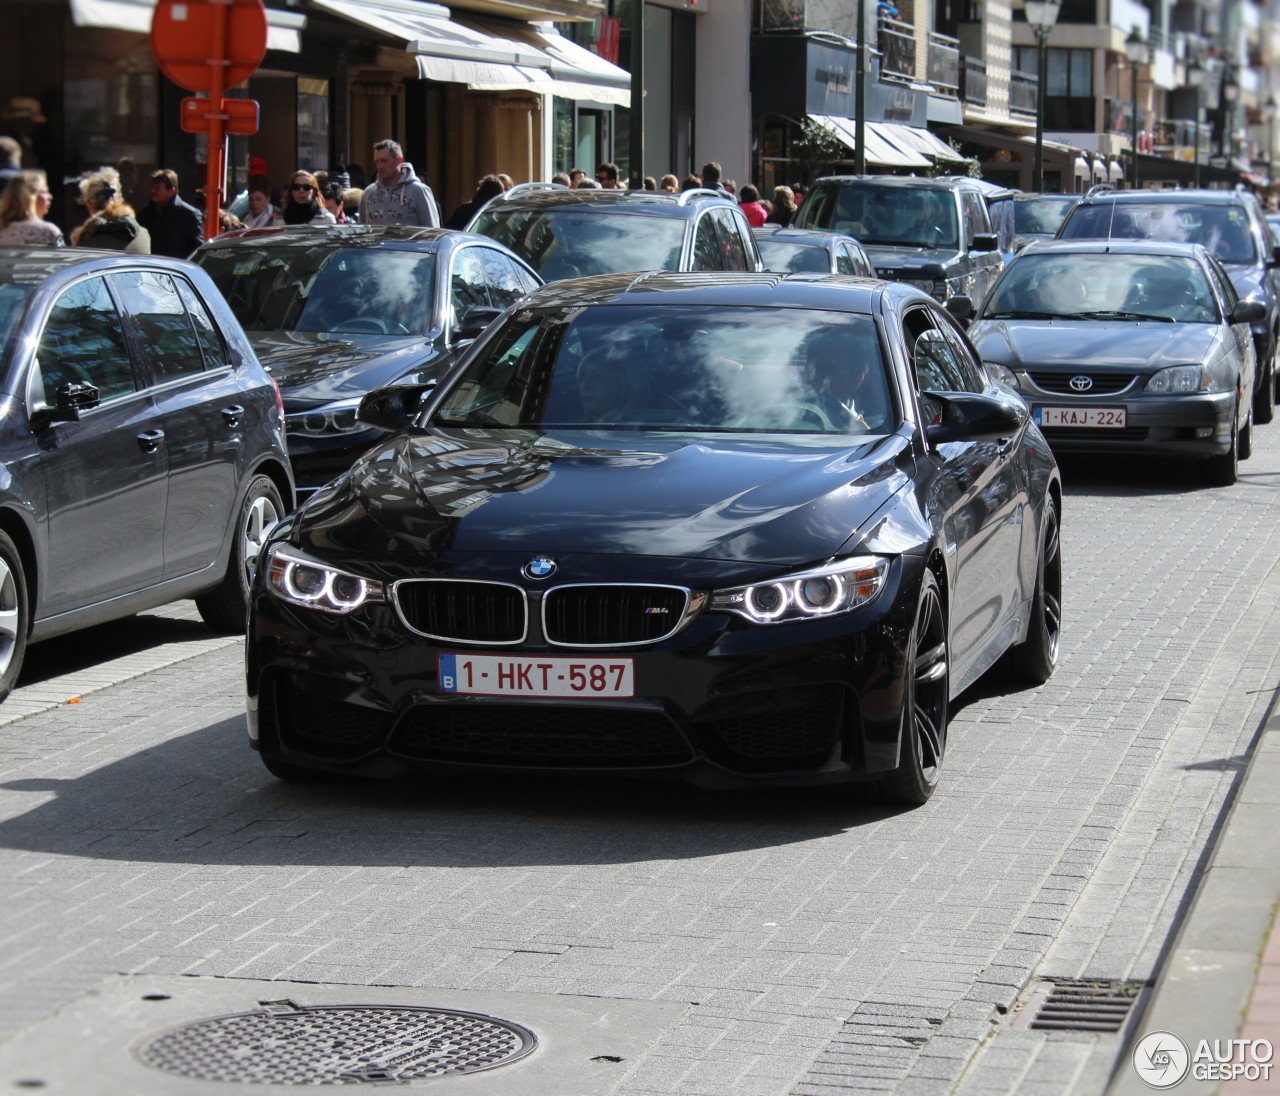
1010;70;1038;116
878;18;916;81
927;31;960;98
961;57;987;108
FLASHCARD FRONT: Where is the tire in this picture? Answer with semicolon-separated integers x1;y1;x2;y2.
1202;404;1239;487
1240;403;1254;461
1005;496;1062;685
1256;353;1275;425
879;569;948;807
0;531;29;703
196;474;284;633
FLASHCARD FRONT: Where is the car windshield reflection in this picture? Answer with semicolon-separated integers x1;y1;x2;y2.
757;241;831;273
197;246;438;337
433;305;891;435
1012;196;1078;236
1061;202;1257;265
981;252;1218;324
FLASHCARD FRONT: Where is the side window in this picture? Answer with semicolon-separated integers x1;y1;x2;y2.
477;248;533;311
835;245;857;276
935;312;989;393
1206;255;1239;313
36;276;136;403
961;191;989;247
450;249;492;324
692;215;721;271
712;209;751;271
173;277;230;371
903;306;974;397
111;270;207;383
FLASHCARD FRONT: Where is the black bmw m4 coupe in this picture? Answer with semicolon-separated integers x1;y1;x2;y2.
247;272;1061;806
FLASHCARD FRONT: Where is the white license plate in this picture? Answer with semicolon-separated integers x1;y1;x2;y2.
1035;406;1127;429
438;653;635;698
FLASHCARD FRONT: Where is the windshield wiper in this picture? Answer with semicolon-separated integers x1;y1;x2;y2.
982;310;1066;320
1080;310;1175;323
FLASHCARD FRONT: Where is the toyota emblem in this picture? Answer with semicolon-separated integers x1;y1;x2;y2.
523;556;557;580
1069;375;1094;392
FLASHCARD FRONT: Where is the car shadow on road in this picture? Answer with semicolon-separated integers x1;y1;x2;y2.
1056;453;1272;497
16;609;222;688
0;715;910;868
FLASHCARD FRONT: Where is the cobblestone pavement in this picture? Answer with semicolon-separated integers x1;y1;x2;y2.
1;429;1279;1095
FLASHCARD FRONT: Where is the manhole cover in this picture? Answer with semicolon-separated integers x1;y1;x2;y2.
134;1000;537;1085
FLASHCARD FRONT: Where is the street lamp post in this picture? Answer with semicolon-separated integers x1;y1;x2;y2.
1266;95;1277;189
1219;65;1240;162
1187;57;1207;188
1125;28;1148;191
1025;0;1062;192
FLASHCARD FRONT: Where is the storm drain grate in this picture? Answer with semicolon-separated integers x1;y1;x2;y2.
1029;978;1145;1033
134;1000;537;1085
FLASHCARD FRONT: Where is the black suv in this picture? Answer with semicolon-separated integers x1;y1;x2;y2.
1057;188;1280;423
793;175;1002;319
466;184;763;281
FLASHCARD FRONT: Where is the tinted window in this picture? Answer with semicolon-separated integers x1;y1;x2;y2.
435;304;891;435
712;209;752;271
0;283;34;363
450;248;492;324
1060;201;1257;264
835;246;857;275
112;271;206;383
960;191;989;246
173;277;229;371
471;208;684;277
759;239;830;273
801;184;958;249
477;247;538;308
37;276;136;402
692;216;721;271
1013;196;1078;235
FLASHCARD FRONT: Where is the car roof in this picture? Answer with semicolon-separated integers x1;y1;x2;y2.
474;187;738;218
1075;188;1256;207
808;175;984;193
1018;238;1214;261
0;245;199;284
517;270;904;313
197;224;468;252
752;226;849;248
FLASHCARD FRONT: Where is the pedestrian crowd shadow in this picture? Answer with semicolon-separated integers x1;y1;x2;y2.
0;714;906;870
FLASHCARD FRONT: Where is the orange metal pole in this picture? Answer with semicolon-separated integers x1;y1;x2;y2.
204;0;231;239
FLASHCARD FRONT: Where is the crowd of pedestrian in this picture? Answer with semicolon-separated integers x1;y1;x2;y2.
0;134;807;259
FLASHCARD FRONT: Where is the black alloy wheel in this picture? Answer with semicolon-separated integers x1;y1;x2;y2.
1006;496;1061;684
196;474;285;632
0;531;29;703
880;569;948;806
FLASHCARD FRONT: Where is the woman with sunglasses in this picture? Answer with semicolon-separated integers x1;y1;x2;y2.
282;170;336;226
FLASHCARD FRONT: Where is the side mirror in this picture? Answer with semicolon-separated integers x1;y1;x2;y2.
454;306;504;344
31;380;100;429
1231;300;1268;325
970;233;999;253
924;390;1023;445
1270;243;1280;267
945;295;974;323
356;380;438;432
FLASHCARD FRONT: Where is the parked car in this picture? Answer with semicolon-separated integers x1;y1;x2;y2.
753;225;875;276
246;272;1061;805
987;192;1081;262
968;239;1262;485
466;186;764;280
192;225;541;497
0;246;294;700
792;175;1003;319
1056;187;1280;425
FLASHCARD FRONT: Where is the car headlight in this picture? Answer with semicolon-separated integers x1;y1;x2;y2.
987;362;1020;388
1146;365;1215;394
904;278;947;302
709;556;889;624
286;399;368;438
265;545;386;614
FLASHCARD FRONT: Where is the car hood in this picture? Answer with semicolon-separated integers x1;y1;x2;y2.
249;332;447;407
968;319;1220;371
862;244;958;271
293;428;909;569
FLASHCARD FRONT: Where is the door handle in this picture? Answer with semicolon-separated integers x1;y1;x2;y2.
136;429;165;454
221;404;245;428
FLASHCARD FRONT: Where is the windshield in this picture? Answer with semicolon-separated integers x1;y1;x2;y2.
1013;197;1078;236
0;283;34;358
1059;201;1257;265
470;208;685;279
981;252;1219;324
757;239;831;273
196;245;438;336
433;304;891;435
797;184;958;249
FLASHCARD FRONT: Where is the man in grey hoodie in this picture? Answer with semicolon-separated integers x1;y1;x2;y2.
358;139;440;227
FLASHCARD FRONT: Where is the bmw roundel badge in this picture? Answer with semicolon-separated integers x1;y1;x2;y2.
523;556;557;580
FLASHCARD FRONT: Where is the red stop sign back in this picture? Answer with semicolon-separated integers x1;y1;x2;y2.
151;0;268;93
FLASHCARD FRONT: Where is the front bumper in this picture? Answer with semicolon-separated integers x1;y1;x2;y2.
246;556;924;788
1027;391;1236;458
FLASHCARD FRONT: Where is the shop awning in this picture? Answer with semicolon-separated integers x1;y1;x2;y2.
809;116;931;169
69;0;304;52
874;122;968;163
312;0;629;104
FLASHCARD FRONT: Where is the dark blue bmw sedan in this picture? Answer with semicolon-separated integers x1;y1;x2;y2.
246;273;1061;806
